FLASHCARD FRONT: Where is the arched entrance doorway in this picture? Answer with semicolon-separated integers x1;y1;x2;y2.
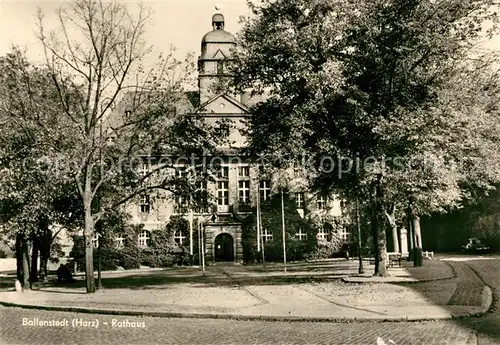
214;233;234;262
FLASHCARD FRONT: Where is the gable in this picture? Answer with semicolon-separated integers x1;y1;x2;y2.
213;49;227;59
198;94;249;115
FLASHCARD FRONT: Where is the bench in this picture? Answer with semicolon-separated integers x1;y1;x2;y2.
423;251;434;259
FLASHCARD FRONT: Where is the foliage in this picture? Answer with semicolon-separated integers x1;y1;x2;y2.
0;0;233;293
241;192;315;263
422;185;500;251
70;216;197;270
118;246;142;270
232;0;500;275
69;235;119;271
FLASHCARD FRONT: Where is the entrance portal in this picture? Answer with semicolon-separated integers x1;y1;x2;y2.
214;233;234;262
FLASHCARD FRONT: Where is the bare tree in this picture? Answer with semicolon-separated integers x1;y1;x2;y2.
36;0;225;292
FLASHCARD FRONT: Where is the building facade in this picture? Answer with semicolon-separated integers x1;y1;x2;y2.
119;13;345;264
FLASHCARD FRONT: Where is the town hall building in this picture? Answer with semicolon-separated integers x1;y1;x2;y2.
117;12;345;264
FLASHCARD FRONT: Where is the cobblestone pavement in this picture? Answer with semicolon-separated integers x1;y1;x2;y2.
445;257;500;345
0;306;477;345
447;261;485;306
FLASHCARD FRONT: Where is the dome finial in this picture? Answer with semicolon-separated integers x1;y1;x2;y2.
215;4;220;11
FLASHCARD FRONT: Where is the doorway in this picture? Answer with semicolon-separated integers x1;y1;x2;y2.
214;233;234;262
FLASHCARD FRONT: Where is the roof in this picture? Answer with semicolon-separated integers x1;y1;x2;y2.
201;30;236;44
103;91;199;131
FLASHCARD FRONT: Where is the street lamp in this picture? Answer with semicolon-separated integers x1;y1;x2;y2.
356;197;364;275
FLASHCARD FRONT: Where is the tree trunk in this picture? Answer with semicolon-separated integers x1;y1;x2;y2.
30;236;39;283
15;233;23;283
385;205;399;253
39;231;51;280
84;204;96;293
21;237;30;289
414;215;422;249
371;182;389;277
407;203;423;267
39;226;52;280
407;212;414;253
376;210;389;276
411;214;423;267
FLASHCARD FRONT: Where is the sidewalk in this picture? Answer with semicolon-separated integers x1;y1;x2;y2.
0;259;492;322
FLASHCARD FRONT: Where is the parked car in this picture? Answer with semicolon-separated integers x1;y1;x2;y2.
461;238;490;254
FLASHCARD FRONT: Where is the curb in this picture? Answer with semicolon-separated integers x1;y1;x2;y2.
462;262;496;315
481;286;493;314
0;300;461;323
341;259;458;285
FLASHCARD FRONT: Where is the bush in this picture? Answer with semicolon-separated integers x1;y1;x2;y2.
69;216;198;271
118;246;141;269
95;247;119;271
69;235;119;271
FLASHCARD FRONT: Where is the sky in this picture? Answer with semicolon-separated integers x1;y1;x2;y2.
0;0;252;62
1;0;498;63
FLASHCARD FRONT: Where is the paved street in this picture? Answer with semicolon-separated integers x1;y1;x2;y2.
441;255;500;345
0;306;477;345
1;255;499;345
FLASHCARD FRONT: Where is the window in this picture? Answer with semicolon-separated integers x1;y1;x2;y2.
138;230;151;248
293;161;302;174
115;235;125;248
339;227;349;241
176;166;185;178
259;180;271;201
317;195;327;210
217;181;229;206
198;180;209;214
262;228;273;243
140;162;149;177
217;166;229;179
238;180;251;212
217;60;223;75
238;166;250;178
317;223;332;242
175;195;188;213
125;110;131;117
294;192;304;209
174;229;188;246
295;228;307;241
92;234;100;248
140;194;151;214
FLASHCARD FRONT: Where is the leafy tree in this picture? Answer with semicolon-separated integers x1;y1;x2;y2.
0;48;81;287
233;0;499;275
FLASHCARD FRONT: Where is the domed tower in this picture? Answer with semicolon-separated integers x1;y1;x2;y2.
198;13;236;104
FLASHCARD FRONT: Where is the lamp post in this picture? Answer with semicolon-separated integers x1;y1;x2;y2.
97;233;102;289
281;188;287;273
356;196;364;275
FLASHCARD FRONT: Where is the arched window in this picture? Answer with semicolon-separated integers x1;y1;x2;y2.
138;230;151;248
174;229;188;246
